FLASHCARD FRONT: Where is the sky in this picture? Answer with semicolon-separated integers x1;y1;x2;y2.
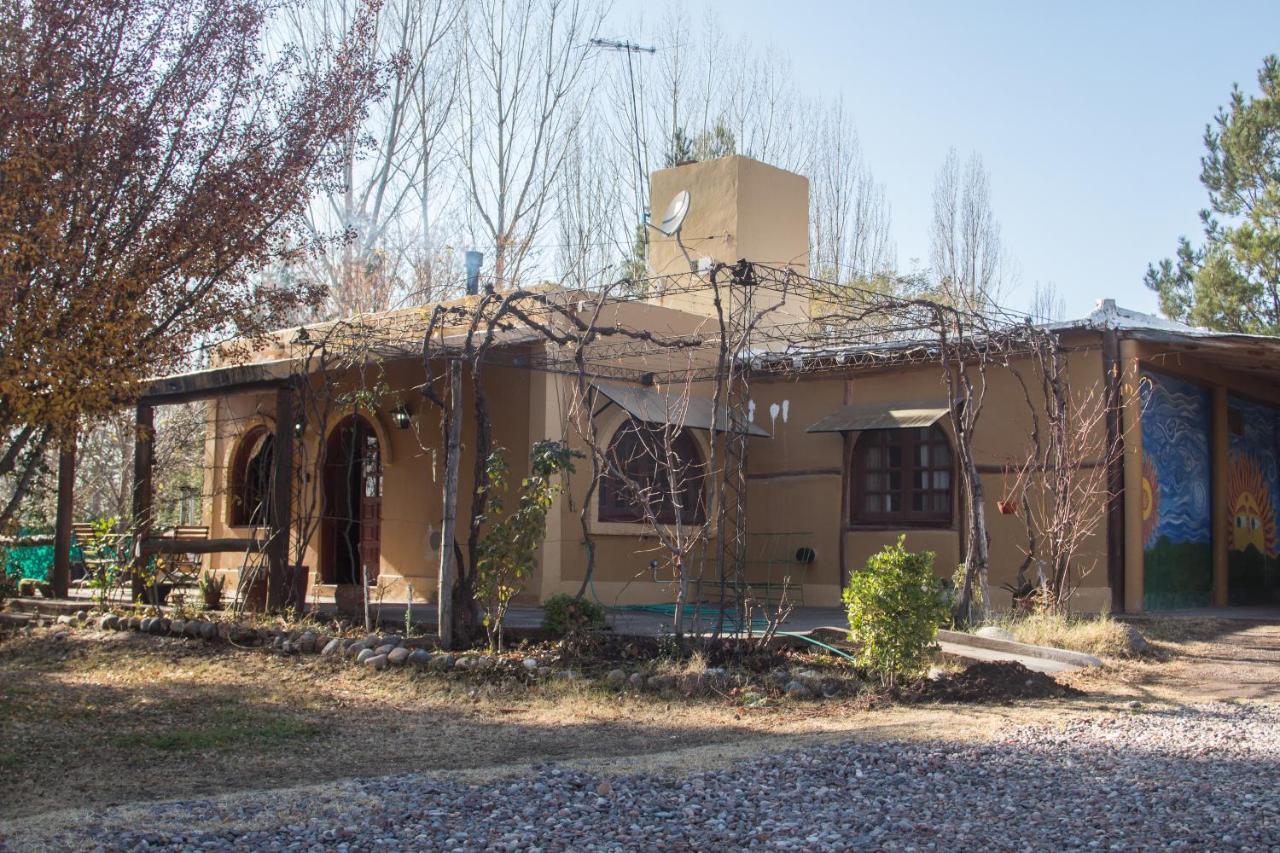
607;0;1280;320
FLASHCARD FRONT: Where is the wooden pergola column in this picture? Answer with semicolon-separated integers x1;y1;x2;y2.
51;436;76;598
437;360;462;650
266;383;295;611
131;403;154;601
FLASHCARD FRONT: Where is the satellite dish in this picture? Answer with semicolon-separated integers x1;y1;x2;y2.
649;190;690;237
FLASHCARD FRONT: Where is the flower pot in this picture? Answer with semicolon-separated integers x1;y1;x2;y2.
334;583;366;621
239;570;268;612
282;565;309;612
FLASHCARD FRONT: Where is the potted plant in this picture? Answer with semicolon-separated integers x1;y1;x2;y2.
197;572;225;610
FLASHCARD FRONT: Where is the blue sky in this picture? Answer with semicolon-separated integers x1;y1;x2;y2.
609;0;1280;319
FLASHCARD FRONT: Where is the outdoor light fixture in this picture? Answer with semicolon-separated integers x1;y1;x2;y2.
293;420;304;439
392;403;412;429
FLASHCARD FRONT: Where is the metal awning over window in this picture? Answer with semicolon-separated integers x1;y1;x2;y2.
806;401;949;433
592;380;771;437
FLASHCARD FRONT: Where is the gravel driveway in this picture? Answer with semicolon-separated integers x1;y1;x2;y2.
7;702;1277;851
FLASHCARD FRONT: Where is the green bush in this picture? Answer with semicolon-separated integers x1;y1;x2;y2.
542;593;606;637
843;537;949;686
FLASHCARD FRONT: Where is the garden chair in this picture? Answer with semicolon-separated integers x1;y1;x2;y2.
156;525;209;588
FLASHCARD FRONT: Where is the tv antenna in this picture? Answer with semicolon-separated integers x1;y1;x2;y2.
590;38;656;232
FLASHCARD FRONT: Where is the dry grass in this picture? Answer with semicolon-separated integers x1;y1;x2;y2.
3;614;1276;827
992;611;1138;658
0;624;983;822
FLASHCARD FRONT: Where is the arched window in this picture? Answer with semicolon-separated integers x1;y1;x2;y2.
599;418;707;524
850;425;952;526
230;427;276;527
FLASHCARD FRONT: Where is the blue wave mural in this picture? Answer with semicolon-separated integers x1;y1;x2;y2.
1141;370;1212;609
1141;372;1211;544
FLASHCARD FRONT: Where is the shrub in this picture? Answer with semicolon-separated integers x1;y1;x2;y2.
542;593;606;638
476;441;580;653
843;537;949;686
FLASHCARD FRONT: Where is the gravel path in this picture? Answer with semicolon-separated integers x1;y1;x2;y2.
7;702;1278;851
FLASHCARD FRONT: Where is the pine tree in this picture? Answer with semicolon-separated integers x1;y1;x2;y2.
1146;55;1280;333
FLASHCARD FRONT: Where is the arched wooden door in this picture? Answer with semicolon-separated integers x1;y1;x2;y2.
322;415;382;585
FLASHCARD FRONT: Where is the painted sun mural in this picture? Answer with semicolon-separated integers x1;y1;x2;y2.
1228;451;1278;555
1226;396;1280;604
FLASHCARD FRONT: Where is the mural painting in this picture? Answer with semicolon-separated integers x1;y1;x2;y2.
1227;396;1280;605
1140;370;1213;609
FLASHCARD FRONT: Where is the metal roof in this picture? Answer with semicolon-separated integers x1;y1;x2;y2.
806;401;950;433
592;380;771;437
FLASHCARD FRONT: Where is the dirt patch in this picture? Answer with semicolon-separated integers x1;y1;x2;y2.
914;661;1083;703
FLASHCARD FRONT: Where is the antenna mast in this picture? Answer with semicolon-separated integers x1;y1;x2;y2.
590;37;656;235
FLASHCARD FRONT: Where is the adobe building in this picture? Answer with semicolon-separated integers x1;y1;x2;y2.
139;155;1280;614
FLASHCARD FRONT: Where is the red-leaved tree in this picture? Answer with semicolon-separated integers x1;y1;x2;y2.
0;0;382;527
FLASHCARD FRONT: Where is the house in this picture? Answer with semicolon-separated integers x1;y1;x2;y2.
138;155;1280;614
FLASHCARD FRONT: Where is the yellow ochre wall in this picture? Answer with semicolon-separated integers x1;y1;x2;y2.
204;357;532;606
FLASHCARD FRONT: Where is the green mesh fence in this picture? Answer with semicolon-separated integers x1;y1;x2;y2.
2;530;86;582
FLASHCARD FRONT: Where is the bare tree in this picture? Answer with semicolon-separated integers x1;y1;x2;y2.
809;100;895;282
1004;334;1124;610
291;0;461;317
1028;281;1067;323
457;0;604;289
931;149;1006;310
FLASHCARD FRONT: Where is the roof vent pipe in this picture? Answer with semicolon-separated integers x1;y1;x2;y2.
465;250;483;295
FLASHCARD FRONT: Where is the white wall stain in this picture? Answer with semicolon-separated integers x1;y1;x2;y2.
769;402;781;431
781;399;790;423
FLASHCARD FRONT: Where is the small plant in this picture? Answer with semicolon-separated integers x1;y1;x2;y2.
476;441;580;653
542;593;607;638
198;572;226;610
843;537;949;687
18;578;49;598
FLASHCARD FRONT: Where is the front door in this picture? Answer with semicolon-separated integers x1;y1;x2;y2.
323;416;382;585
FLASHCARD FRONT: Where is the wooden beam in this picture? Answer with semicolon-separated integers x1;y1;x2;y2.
52;438;76;598
437;360;462;651
267;384;295;611
131;403;154;602
140;537;269;555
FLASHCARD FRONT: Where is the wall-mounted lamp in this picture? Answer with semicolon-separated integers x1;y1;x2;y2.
392;403;413;430
293;420;304;439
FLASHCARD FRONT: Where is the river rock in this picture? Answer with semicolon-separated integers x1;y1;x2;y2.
321;638;344;656
408;649;431;668
364;653;388;670
356;648;376;664
785;680;812;699
98;614;119;631
387;647;411;666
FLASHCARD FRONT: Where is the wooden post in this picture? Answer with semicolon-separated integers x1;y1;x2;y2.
437;360;462;650
267;383;295;611
1211;384;1229;607
131;403;155;602
52;437;76;598
1102;328;1126;613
